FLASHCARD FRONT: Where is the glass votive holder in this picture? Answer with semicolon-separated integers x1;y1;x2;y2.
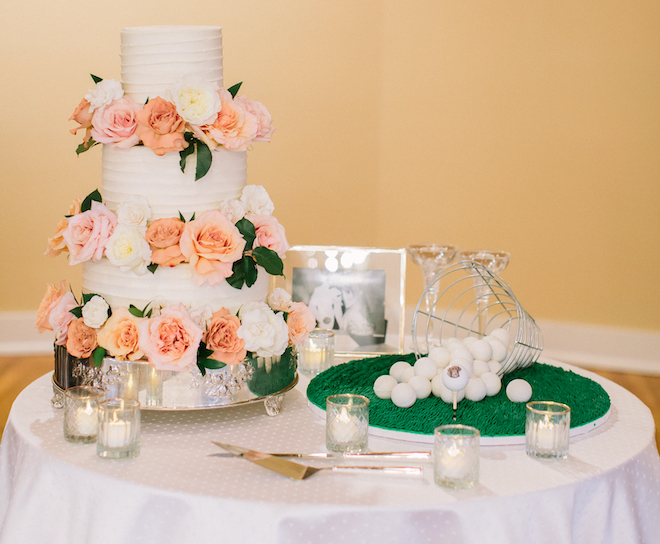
104;361;140;401
326;394;369;453
433;424;480;489
63;386;105;444
299;329;335;377
97;399;141;459
525;401;571;459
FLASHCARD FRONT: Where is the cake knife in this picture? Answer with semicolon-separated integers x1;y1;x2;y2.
209;444;430;460
212;442;424;480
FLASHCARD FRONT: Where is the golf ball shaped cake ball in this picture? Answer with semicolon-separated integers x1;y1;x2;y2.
414;357;438;379
489;328;510;347
451;357;473;377
431;375;465;403
488;361;503;375
391;382;417;408
480;372;502;396
373;375;398;399
442;365;470;391
487;338;508;362
465;378;487;402
408;375;432;399
462;336;478;348
506;379;532;403
428;346;451;367
449;348;473;363
469;339;492;362
472;359;490;377
443;337;462;349
389;361;414;383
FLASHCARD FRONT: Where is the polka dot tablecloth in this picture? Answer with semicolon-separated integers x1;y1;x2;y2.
1;362;659;544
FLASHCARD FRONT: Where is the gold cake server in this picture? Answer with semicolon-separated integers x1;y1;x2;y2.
212;442;424;480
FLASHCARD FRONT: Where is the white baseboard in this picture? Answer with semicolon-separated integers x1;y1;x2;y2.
2;311;659;376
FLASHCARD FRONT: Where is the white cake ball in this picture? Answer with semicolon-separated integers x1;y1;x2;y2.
414;357;439;379
373;375;398;399
389;361;414;383
450;357;473;377
469;339;493;362
506;379;532;403
408;375;432;399
480;372;502;396
464;378;487;402
449;348;474;363
443;337;462;349
488;361;503;375
431;375;465;403
390;382;417;408
462;336;478;348
428;346;451;368
486;337;508;363
441;365;470;391
472;359;490;377
489;328;510;347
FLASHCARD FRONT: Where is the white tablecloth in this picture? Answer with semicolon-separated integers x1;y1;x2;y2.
1;361;659;544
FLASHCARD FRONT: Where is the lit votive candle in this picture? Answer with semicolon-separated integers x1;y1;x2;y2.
326;394;369;453
97;399;141;459
300;329;334;377
63;386;105;444
434;425;480;489
526;401;570;459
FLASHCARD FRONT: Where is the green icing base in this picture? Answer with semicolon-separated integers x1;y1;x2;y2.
306;354;611;437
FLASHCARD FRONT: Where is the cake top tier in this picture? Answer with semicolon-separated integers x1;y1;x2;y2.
121;26;224;103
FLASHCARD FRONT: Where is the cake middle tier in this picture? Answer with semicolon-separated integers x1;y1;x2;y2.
101;146;247;219
82;258;269;313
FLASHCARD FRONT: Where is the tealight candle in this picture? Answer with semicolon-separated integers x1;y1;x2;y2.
326;394;369;453
525;401;570;459
300;329;334;377
434;425;480;489
63;386;105;444
97;399;141;459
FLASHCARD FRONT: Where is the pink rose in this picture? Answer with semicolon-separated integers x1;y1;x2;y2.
179;210;246;286
62;201;117;265
91;97;141;148
136;97;187;156
206;89;259;151
287;302;316;345
45;198;83;257
247;214;290;258
49;291;78;345
96;307;143;361
69;98;93;144
66;318;98;359
35;280;68;333
145;217;186;266
235;96;274;142
205;308;246;365
138;303;203;371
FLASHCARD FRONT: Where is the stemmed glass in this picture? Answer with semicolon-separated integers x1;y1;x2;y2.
457;250;510;336
406;244;459;312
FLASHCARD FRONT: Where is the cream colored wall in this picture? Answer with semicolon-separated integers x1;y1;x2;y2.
1;0;658;332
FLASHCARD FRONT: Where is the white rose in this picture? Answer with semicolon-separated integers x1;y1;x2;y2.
219;199;247;224
237;307;289;358
170;77;222;126
104;225;152;275
238;301;270;319
116;196;151;228
188;304;214;332
267;288;292;312
82;295;110;329
145;299;166;317
85;79;124;113
240;185;275;216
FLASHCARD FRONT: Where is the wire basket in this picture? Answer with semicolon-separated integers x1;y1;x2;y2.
411;261;543;375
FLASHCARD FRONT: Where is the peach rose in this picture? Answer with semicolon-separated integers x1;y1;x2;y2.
247;214;290;258
49;291;78;345
179;210;246;286
69;98;93;144
35;280;68;333
205;308;246;365
62;201;117;265
287;302;316;345
136;97;187;156
91;97;141;148
66;318;98;359
138;303;203;371
205;89;259;151
97;307;143;361
145;217;186;266
235;96;274;142
45;198;83;257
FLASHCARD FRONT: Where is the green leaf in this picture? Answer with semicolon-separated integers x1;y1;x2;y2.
226;259;246;289
252;247;284;276
93;346;106;367
178;211;186;222
80;189;102;212
242;256;258;288
190;212;195;221
195;140;212;181
147;263;159;274
90;74;103;84
179;132;196;172
227;82;242;98
197;361;207;377
81;293;95;304
235;218;256;251
129;305;143;318
69;306;83;319
198;342;214;360
145;308;153;318
76;138;98;156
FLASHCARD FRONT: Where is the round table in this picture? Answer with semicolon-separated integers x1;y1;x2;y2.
1;360;659;544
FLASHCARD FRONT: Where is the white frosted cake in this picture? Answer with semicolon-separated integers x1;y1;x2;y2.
37;26;315;386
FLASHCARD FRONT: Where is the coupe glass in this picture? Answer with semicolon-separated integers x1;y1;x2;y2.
407;244;459;312
457;250;510;336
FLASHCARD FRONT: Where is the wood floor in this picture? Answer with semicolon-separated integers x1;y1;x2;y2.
1;355;659;451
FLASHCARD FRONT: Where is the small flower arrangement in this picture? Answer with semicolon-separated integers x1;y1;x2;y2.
36;285;316;375
46;187;288;289
70;75;274;181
